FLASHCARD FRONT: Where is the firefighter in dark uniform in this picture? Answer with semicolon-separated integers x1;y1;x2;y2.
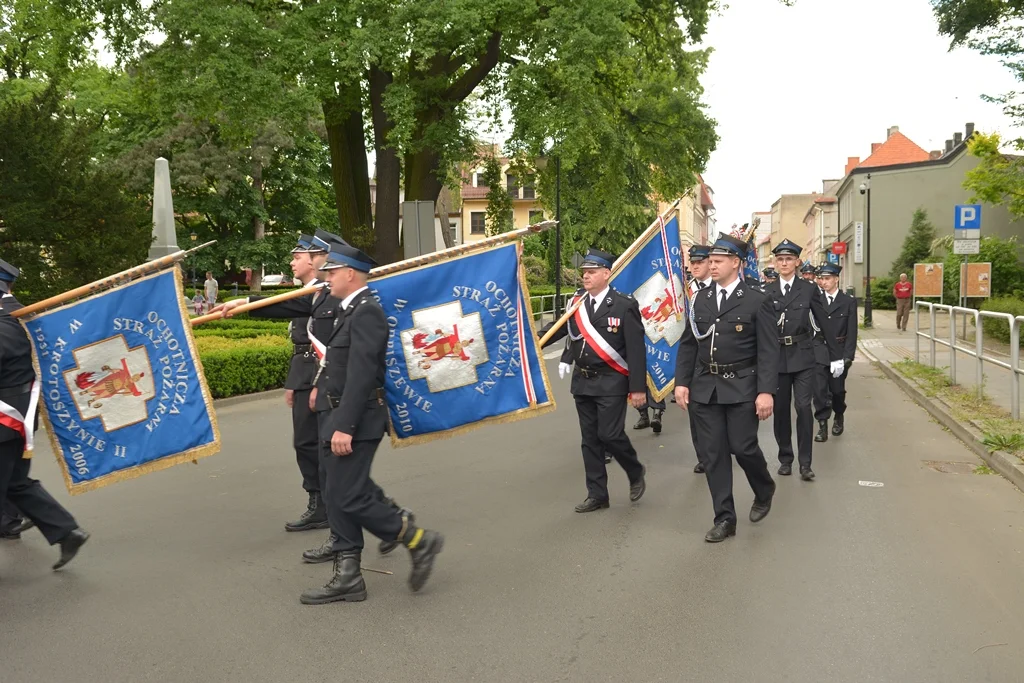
674;235;777;543
799;261;817;282
812;263;857;440
541;248;647;513
685;244;713;474
763;239;837;481
219;231;334;532
299;243;444;605
0;284;33;540
0;259;89;569
762;267;778;287
632;390;665;434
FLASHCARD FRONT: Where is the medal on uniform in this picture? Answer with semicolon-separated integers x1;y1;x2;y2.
607;316;619;333
736;324;743;332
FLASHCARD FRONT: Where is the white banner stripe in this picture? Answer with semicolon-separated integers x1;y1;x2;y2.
573;306;629;375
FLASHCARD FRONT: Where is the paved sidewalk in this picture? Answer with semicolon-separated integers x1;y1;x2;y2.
859;308;1022;418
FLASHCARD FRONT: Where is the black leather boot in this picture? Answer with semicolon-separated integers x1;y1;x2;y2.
651;410;663;434
379;509;414;555
633;410;651;429
285;492;329;532
832;416;844;436
400;524;444;592
302;533;339;564
814;420;829;442
53;528;89;570
300;551;367;604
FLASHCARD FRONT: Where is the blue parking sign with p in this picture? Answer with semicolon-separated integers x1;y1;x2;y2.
955;204;981;230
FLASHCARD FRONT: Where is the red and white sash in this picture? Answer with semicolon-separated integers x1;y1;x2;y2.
572;296;629;376
0;381;41;454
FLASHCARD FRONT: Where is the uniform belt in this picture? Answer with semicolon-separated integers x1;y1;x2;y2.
836;336;847;343
326;387;385;409
293;343;312;355
778;332;812;346
0;382;32;399
700;357;757;375
574;365;616;379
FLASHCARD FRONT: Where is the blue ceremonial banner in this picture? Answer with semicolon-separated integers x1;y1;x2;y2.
610;215;686;402
744;236;760;282
371;243;554;447
22;268;220;494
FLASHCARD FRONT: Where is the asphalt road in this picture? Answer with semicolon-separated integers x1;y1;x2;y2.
3;359;1024;683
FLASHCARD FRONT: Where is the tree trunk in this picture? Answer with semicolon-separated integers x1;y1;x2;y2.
323;86;373;250
436;185;454;249
403;142;443;204
369;66;402;264
250;161;266;293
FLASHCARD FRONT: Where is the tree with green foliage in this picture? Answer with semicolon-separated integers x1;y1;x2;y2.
933;234;1024;305
961;132;1024;220
890;208;937;278
481;154;514;236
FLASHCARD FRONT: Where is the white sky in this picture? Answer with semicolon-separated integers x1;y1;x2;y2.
701;0;1022;235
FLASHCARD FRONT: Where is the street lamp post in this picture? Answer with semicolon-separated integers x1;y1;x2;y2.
190;231;198;290
554;155;562;318
859;176;873;328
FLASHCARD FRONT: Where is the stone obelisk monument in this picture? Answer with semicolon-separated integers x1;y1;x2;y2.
148;157;179;260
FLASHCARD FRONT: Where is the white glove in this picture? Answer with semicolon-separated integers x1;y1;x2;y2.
558;362;571;379
830;360;845;378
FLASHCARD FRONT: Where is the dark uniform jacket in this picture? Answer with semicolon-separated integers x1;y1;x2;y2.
542;287;646;397
0;302;36;444
249;281;332;391
813;290;858;366
763;277;836;374
318;288;388;442
675;279;778;405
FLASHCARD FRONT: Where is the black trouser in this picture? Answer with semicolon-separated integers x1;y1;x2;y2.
813;364;848;421
292;388;321;493
2;497;23;526
687;410;704;467
691;400;775;525
574;394;644;501
320;437;404;553
643;390;665;411
774;369;815;469
0;440;77;544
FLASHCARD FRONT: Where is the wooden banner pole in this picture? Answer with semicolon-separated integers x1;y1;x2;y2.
13;241;218;319
536;199;682;348
189;282;328;326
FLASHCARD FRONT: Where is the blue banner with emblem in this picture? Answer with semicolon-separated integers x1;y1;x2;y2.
610;215;686;402
21;267;220;494
370;242;554;447
745;236;760;282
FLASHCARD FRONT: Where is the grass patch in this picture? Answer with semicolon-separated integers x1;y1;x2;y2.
892;359;1024;460
974;463;996;475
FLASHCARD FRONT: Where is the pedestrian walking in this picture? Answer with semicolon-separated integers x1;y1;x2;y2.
893;273;913;331
299;242;443;605
812;264;857;439
685;244;713;474
540;248;648;513
675;235;777;542
204;271;219;308
0;259;89;570
632;390;665;434
763;240;837;481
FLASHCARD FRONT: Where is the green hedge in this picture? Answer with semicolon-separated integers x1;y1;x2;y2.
196;318;289;332
980;297;1024;347
194;327;288;339
869;276;897;310
200;345;292;398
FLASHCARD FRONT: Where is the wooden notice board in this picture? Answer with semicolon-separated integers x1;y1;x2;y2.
961;262;992;298
913;263;943;298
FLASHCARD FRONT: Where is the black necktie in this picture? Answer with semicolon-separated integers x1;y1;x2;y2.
698;281;707;290
827;295;834;307
783;283;790;297
587;297;596;316
719;289;727;311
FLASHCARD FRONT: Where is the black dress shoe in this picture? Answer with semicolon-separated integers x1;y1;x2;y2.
300;551;367;604
832;417;844;436
285;492;330;532
629;465;647;502
604;453;613;464
704;521;737;543
750;483;776;523
651;410;663;434
574;497;610;513
800;467;815;481
778;463;792;476
633;412;651;430
693;462;706;474
0;528;20;540
814;420;829;442
406;529;444;592
11;518;34;534
303;533;339;564
53;528;89;570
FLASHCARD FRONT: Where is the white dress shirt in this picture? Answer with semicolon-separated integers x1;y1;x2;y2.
341;285;369;311
716;277;741;310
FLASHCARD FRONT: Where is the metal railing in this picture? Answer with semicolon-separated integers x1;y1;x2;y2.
913;301;1022;419
529;293;573;324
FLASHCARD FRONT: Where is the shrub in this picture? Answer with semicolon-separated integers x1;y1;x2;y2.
521;254;550;288
193;327;288;340
195;334;289;353
200;345;292;399
195;318;289;332
980;297;1024;347
869;276;896;310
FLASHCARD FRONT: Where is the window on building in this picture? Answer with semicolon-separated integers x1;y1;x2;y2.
507;173;519;199
473;171;482;187
449;220;458;244
528;210;544;224
470;212;486;235
522;175;536;199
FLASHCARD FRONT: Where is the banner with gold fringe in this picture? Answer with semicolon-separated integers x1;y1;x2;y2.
370;242;554;448
21;266;220;494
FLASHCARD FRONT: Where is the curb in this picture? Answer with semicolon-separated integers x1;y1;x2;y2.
213;388;284;408
861;343;1024;492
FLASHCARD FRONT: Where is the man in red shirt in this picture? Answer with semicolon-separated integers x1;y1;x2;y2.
893;273;913;331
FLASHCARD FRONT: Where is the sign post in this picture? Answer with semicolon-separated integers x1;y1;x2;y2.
953;204;982;338
853;222;864;264
913;263;944;306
